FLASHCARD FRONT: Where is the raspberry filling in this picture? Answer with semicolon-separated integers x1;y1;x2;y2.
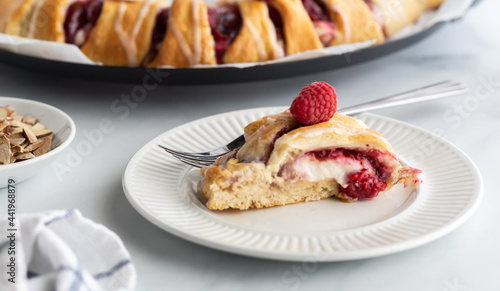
281;148;397;200
301;0;335;46
64;0;103;47
266;4;285;46
207;4;242;64
143;8;170;65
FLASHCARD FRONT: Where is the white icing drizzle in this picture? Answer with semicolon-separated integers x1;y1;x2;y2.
244;18;267;61
74;29;85;46
191;0;202;66
27;0;45;38
330;4;351;43
114;0;156;66
169;0;202;66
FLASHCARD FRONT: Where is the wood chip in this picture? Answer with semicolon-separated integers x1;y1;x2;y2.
11;145;24;153
33;137;51;157
0;105;53;165
9;132;24;139
0;135;10;165
6;106;16;116
9;138;25;147
22;115;37;125
33;129;53;138
0;120;9;131
30;122;46;131
3;125;17;135
0;107;10;117
24;139;45;152
14;152;35;160
23;127;38;143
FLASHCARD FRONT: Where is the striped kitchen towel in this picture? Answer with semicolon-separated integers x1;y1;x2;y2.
0;209;136;291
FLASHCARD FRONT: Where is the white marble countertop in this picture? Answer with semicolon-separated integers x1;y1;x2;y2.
0;0;498;290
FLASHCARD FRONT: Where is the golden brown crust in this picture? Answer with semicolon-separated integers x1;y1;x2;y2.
237;110;300;163
420;0;445;9
224;1;283;64
370;0;424;37
5;0;43;37
81;0;167;67
201;159;339;210
28;0;72;42
0;0;26;33
324;0;384;45
269;0;323;55
266;112;395;173
149;0;216;68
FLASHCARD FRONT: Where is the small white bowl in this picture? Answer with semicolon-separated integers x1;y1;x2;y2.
0;97;76;188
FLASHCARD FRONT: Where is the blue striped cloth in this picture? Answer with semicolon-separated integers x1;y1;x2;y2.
0;209;136;291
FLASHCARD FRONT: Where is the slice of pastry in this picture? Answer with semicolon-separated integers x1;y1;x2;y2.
214;1;284;64
148;0;216;68
200;82;421;210
81;0;168;67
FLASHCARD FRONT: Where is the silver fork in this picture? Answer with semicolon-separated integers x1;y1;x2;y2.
159;80;467;168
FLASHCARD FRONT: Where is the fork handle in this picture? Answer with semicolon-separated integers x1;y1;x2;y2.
338;81;467;115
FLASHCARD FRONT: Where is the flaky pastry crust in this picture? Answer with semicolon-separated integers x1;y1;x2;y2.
200;111;420;210
149;0;216;68
81;0;168;66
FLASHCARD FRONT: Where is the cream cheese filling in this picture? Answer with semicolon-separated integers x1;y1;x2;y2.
287;154;372;186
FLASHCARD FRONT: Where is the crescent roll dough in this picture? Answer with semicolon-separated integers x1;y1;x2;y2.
81;0;167;67
4;0;45;38
269;0;323;55
149;0;216;68
223;1;284;64
0;0;28;33
324;0;384;45
370;0;424;37
421;0;445;9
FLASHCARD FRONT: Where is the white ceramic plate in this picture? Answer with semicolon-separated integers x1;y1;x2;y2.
122;107;483;262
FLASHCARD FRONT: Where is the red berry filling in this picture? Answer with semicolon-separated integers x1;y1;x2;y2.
301;0;335;46
266;4;284;42
143;8;170;65
342;168;387;199
64;0;103;47
207;4;242;64
307;148;396;199
301;0;329;21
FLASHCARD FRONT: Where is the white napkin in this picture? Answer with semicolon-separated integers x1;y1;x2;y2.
0;209;136;291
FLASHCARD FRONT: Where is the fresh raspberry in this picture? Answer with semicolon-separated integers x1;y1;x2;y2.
290;82;337;125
